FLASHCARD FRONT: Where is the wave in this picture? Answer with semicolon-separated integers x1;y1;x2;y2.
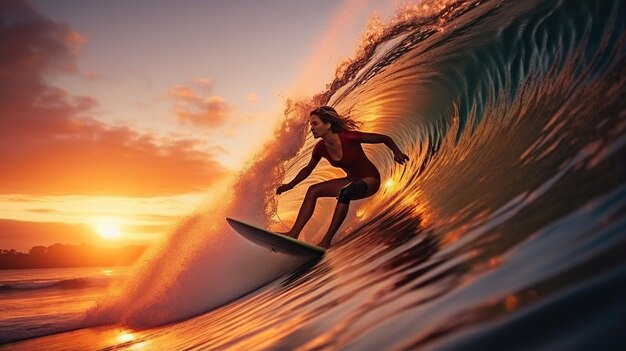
0;277;110;292
87;0;625;329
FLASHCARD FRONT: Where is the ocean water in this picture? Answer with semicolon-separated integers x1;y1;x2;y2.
3;0;625;349
0;267;129;344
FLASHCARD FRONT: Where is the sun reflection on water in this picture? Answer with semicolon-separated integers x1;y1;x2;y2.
115;330;135;343
111;329;151;350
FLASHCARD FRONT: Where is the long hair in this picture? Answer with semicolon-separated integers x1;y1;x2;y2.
310;106;360;133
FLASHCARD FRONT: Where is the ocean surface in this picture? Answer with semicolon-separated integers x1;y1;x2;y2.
0;267;130;344
2;0;625;349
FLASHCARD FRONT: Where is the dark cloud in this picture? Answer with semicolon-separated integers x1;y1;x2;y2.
0;0;229;196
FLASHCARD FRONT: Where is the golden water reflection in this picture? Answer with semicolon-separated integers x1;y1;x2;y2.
115;330;135;344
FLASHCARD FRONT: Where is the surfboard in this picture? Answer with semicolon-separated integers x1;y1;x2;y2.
226;218;326;257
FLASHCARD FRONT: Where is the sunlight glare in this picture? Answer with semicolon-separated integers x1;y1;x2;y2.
384;179;394;189
93;218;122;240
116;332;135;343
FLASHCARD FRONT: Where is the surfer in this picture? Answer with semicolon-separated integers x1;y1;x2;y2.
276;106;409;248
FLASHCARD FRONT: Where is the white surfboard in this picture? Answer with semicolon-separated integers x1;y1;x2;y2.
226;218;326;258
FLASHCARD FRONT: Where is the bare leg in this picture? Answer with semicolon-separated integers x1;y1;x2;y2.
317;176;381;248
279;178;351;238
318;202;349;248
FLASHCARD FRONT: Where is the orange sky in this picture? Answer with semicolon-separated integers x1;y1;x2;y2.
0;0;400;250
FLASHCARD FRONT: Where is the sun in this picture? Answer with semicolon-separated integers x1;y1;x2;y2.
93;218;123;240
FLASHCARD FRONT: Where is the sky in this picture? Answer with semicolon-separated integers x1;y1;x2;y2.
0;0;403;251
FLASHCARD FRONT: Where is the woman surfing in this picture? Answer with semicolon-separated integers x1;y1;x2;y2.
277;106;409;248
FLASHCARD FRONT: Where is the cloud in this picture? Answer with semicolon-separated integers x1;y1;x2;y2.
193;78;212;91
165;81;235;128
27;209;59;214
0;0;230;196
245;92;259;103
65;30;86;46
81;70;101;80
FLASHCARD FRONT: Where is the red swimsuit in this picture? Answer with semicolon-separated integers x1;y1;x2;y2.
312;130;380;181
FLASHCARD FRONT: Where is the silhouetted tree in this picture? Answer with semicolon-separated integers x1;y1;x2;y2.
0;243;148;269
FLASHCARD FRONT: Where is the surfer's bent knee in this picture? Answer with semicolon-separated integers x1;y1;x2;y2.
305;185;320;198
337;180;368;204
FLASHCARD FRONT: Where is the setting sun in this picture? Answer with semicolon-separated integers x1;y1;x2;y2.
93;219;123;240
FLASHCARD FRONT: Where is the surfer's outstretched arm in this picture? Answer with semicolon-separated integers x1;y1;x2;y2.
359;132;410;165
277;152;321;195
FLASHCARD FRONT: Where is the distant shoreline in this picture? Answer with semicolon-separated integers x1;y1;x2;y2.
0;243;147;269
0;263;136;270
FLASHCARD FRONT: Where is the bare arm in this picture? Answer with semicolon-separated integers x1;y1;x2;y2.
360;132;401;152
360;132;410;164
276;153;321;195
